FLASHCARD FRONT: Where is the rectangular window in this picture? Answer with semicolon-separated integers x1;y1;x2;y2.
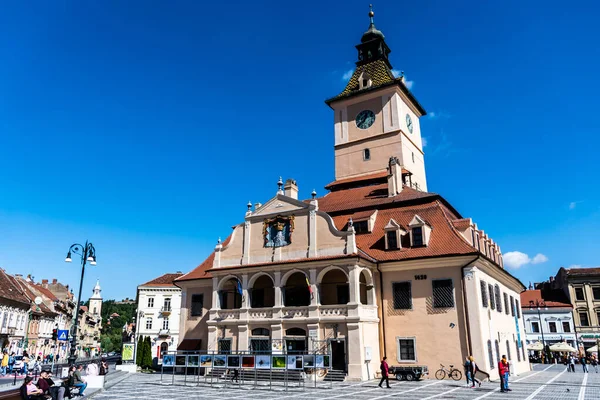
494;285;502;313
548;322;557;333
412;227;423;246
145;318;152;330
575;287;585;301
503;293;509;315
147;297;154;308
432;279;454;308
162;319;169;330
250;338;270;354
510;296;515;317
487;340;494;369
562;321;571;333
515;300;520;318
396;337;416;362
579;312;590;327
593;287;600;300
531;322;540;333
488;284;496;310
387;231;398;250
480;280;489;308
218;339;232;354
392;282;412;310
191;294;204;316
354;221;369;233
163;298;171;311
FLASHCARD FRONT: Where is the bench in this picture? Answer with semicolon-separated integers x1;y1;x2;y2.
0;389;20;400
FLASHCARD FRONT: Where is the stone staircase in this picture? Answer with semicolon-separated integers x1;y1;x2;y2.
323;369;346;382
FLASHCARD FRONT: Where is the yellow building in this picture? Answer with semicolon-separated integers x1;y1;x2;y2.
175;8;528;381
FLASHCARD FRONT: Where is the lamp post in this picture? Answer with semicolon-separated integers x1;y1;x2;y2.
529;299;547;363
64;241;96;366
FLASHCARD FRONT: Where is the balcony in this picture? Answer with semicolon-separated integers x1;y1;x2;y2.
158;329;170;337
248;308;273;319
319;305;348;317
215;309;241;321
282;307;309;319
160;306;172;316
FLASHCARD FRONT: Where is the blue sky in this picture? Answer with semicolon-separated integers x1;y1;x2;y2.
0;0;598;301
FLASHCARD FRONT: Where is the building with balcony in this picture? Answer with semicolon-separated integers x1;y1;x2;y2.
536;267;600;351
173;8;529;381
136;273;183;364
0;269;30;354
521;289;575;351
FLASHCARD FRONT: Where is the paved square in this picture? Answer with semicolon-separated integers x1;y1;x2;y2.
92;364;600;399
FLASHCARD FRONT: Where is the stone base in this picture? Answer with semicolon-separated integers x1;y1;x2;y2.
116;364;138;373
85;375;105;389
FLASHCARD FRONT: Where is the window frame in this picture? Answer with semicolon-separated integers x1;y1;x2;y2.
480;280;489;308
515;300;521;318
145;317;152;330
392;281;412;310
579;310;590;327
432;278;455;309
548;321;557;333
396;337;417;363
412;227;424;247
386;230;399;250
531;321;540;333
503;292;509;315
162;318;169;330
488;284;496;310
593;287;600;301
190;294;204;317
363;148;371;161
575;287;585;301
562;321;571;333
487;340;494;369
510;296;515;317
147;297;154;308
494;285;502;313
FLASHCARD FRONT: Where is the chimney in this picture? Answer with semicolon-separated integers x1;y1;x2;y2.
284;179;299;200
387;157;403;197
42;279;48;286
52;278;57;284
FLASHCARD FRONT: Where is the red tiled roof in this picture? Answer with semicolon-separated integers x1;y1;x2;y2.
348;209;377;222
34;284;58;301
324;171;388;190
318;183;438;214
80;306;88;312
452;218;472;230
13;278;56;316
565;268;600;277
520;290;573;308
331;200;476;262
140;273;185;287
0;270;30;307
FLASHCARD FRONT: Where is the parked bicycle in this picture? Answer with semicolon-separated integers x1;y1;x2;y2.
434;363;462;380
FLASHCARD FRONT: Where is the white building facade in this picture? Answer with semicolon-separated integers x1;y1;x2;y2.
136;273;183;364
520;290;576;349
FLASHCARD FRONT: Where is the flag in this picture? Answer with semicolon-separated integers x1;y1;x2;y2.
236;280;243;296
306;277;312;294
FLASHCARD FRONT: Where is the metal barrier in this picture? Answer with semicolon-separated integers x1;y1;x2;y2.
159;340;334;391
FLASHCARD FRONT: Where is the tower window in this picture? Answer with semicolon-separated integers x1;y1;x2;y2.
362;79;368;87
363;148;370;160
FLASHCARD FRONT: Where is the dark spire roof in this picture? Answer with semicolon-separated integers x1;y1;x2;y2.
361;5;385;43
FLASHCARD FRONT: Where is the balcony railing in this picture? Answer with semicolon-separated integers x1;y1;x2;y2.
319;305;348;317
248;308;273;319
282;307;309;319
216;309;241;321
158;329;170;337
160;306;172;315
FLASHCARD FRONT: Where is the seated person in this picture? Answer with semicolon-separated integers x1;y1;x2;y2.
73;365;87;396
21;376;46;400
37;370;66;400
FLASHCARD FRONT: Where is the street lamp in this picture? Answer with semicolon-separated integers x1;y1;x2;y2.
529;299;548;364
64;241;97;366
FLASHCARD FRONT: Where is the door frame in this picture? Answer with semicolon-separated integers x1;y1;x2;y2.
328;338;347;372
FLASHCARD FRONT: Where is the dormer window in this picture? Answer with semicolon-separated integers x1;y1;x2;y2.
384;218;405;250
359;73;372;90
408;215;431;247
412;227;423;246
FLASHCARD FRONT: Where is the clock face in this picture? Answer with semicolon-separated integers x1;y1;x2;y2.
356;110;375;129
406;114;414;133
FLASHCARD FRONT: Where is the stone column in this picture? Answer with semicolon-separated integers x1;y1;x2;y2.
240;274;249;321
348;265;360;305
273;271;283;319
346;322;365;380
207;325;218;352
309;269;319;318
238;325;249;352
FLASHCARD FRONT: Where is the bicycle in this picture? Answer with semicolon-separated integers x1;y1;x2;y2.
434;363;462;380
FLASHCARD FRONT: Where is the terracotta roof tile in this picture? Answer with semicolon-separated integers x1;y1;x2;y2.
324;171;388;190
565;267;600;277
0;270;30;307
338;60;395;97
520;290;573;308
330;200;476;262
452;218;472;230
318;183;438;214
140;273;185;287
34;284;58;301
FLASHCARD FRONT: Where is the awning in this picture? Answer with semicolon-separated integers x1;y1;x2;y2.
528;342;544;351
586;345;598;353
177;339;202;351
549;342;576;352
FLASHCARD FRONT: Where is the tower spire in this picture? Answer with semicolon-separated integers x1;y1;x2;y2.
369;4;374;25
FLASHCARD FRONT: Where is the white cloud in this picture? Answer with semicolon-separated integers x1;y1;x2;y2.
504;252;531;269
428;112;436;119
422;137;428;148
569;201;583;210
531;253;548;264
342;69;353;81
503;251;549;269
390;70;414;89
405;80;414;90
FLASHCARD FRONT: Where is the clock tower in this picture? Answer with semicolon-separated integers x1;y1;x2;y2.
325;6;428;191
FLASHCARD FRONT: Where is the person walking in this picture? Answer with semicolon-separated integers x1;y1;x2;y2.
591;355;598;373
378;356;391;389
498;355;510;392
569;354;575;372
8;352;15;374
1;350;8;376
469;356;482;387
580;354;588;373
464;357;473;387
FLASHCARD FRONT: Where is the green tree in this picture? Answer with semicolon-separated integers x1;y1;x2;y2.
136;336;144;367
143;336;153;369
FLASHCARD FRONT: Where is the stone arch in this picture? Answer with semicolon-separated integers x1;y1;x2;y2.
316;265;349;284
282;270;311;307
248;272;274;288
281;269;308;287
359;268;376;305
250;274;275;308
217;274;241;291
319;267;350;305
218;276;242;310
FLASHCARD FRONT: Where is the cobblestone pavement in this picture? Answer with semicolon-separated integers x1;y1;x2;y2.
91;364;600;399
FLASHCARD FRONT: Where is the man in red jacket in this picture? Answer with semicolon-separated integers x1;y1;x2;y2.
498;355;511;392
379;357;391;388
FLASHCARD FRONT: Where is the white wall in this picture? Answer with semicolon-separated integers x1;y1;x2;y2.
523;309;576;345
